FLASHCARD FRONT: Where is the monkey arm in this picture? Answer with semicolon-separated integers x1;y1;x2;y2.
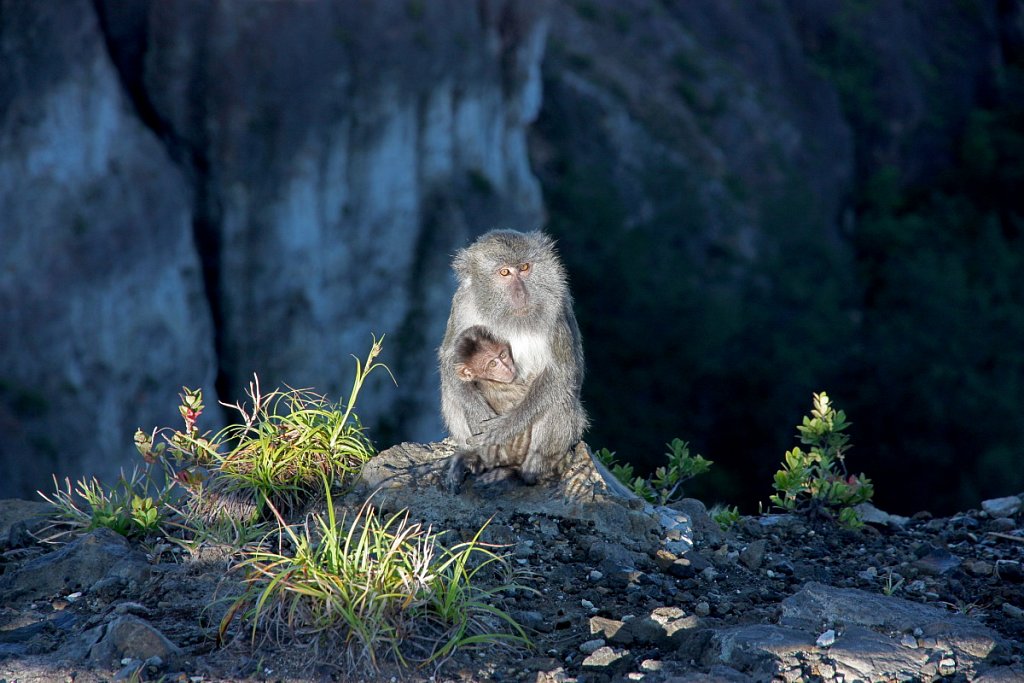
467;368;560;446
439;297;498;444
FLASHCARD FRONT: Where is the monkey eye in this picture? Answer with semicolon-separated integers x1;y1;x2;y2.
499;350;508;359
488;359;497;368
519;262;530;273
499;267;511;277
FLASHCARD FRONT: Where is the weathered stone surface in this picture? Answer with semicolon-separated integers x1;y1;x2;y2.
781;581;999;640
99;0;550;447
821;625;931;682
356;441;666;546
982;495;1022;518
0;499;50;549
580;645;629;671
855;502;910;528
781;582;1003;677
85;616;182;666
0;0;218;499
0;0;551;498
738;539;767;571
0;528;150;601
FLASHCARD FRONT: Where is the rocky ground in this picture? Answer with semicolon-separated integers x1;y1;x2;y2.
1;443;1023;682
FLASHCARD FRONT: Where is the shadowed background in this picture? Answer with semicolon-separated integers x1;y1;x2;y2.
1;0;1022;515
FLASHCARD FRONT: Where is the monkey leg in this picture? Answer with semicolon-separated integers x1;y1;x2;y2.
518;412;574;485
446;449;483;494
472;466;522;495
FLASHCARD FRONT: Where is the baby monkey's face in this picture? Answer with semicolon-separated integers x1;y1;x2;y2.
456;339;517;384
480;342;516;383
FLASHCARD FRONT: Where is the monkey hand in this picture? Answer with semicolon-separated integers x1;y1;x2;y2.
467;414;514;446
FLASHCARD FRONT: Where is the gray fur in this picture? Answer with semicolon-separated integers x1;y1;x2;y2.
439;230;588;486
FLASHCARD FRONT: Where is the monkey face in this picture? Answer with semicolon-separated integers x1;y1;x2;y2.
495;261;532;315
483;346;517;383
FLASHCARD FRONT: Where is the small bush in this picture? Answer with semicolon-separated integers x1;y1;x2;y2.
220;489;530;675
40;337;392;541
597;438;712;505
38;468;175;542
710;503;741;531
769;391;873;527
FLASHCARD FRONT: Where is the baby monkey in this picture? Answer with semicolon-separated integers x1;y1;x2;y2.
448;325;532;491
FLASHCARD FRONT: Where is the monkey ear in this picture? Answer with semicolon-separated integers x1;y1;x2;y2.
453;248;472;278
455;364;473;382
529;230;556;251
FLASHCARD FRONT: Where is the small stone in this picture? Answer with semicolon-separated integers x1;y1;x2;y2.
588;570;603;582
913;547;961;575
818;662;835;678
667;557;696;578
514;541;535;558
1003;603;1024;619
581;646;629;671
938;657;956;676
991;517;1017;531
855;502;909;527
982;495;1022;518
652;549;676;571
782;666;803;682
919;637;938;649
581;599;595;611
700;566;717;582
590;616;626;641
579;638;605;654
694;601;710;617
514;611;547;632
997;560;1024;583
640;659;663;672
626;674;644;681
964;560;993;577
815;629;836;648
900;634;918;648
739;539;767;570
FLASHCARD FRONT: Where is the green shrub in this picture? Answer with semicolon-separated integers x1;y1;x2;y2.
38;468;175;541
41;337;392;540
769;391;873;527
710;503;741;531
597;438;712;505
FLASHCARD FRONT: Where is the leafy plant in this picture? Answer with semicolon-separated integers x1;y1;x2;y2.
41;337;392;541
596;439;712;505
219;486;530;675
882;568;905;596
595;447;636;484
159;336;391;524
769;392;873;528
710;504;741;531
38;468;176;541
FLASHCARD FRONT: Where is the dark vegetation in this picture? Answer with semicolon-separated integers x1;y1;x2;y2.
537;3;1024;516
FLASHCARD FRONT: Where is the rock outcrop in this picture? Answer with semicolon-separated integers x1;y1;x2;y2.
0;0;549;498
0;0;217;497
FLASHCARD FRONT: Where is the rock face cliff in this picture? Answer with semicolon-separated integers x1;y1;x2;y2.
0;0;216;497
0;0;549;498
0;0;1018;511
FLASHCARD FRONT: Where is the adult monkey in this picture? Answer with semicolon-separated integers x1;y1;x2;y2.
439;230;588;486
